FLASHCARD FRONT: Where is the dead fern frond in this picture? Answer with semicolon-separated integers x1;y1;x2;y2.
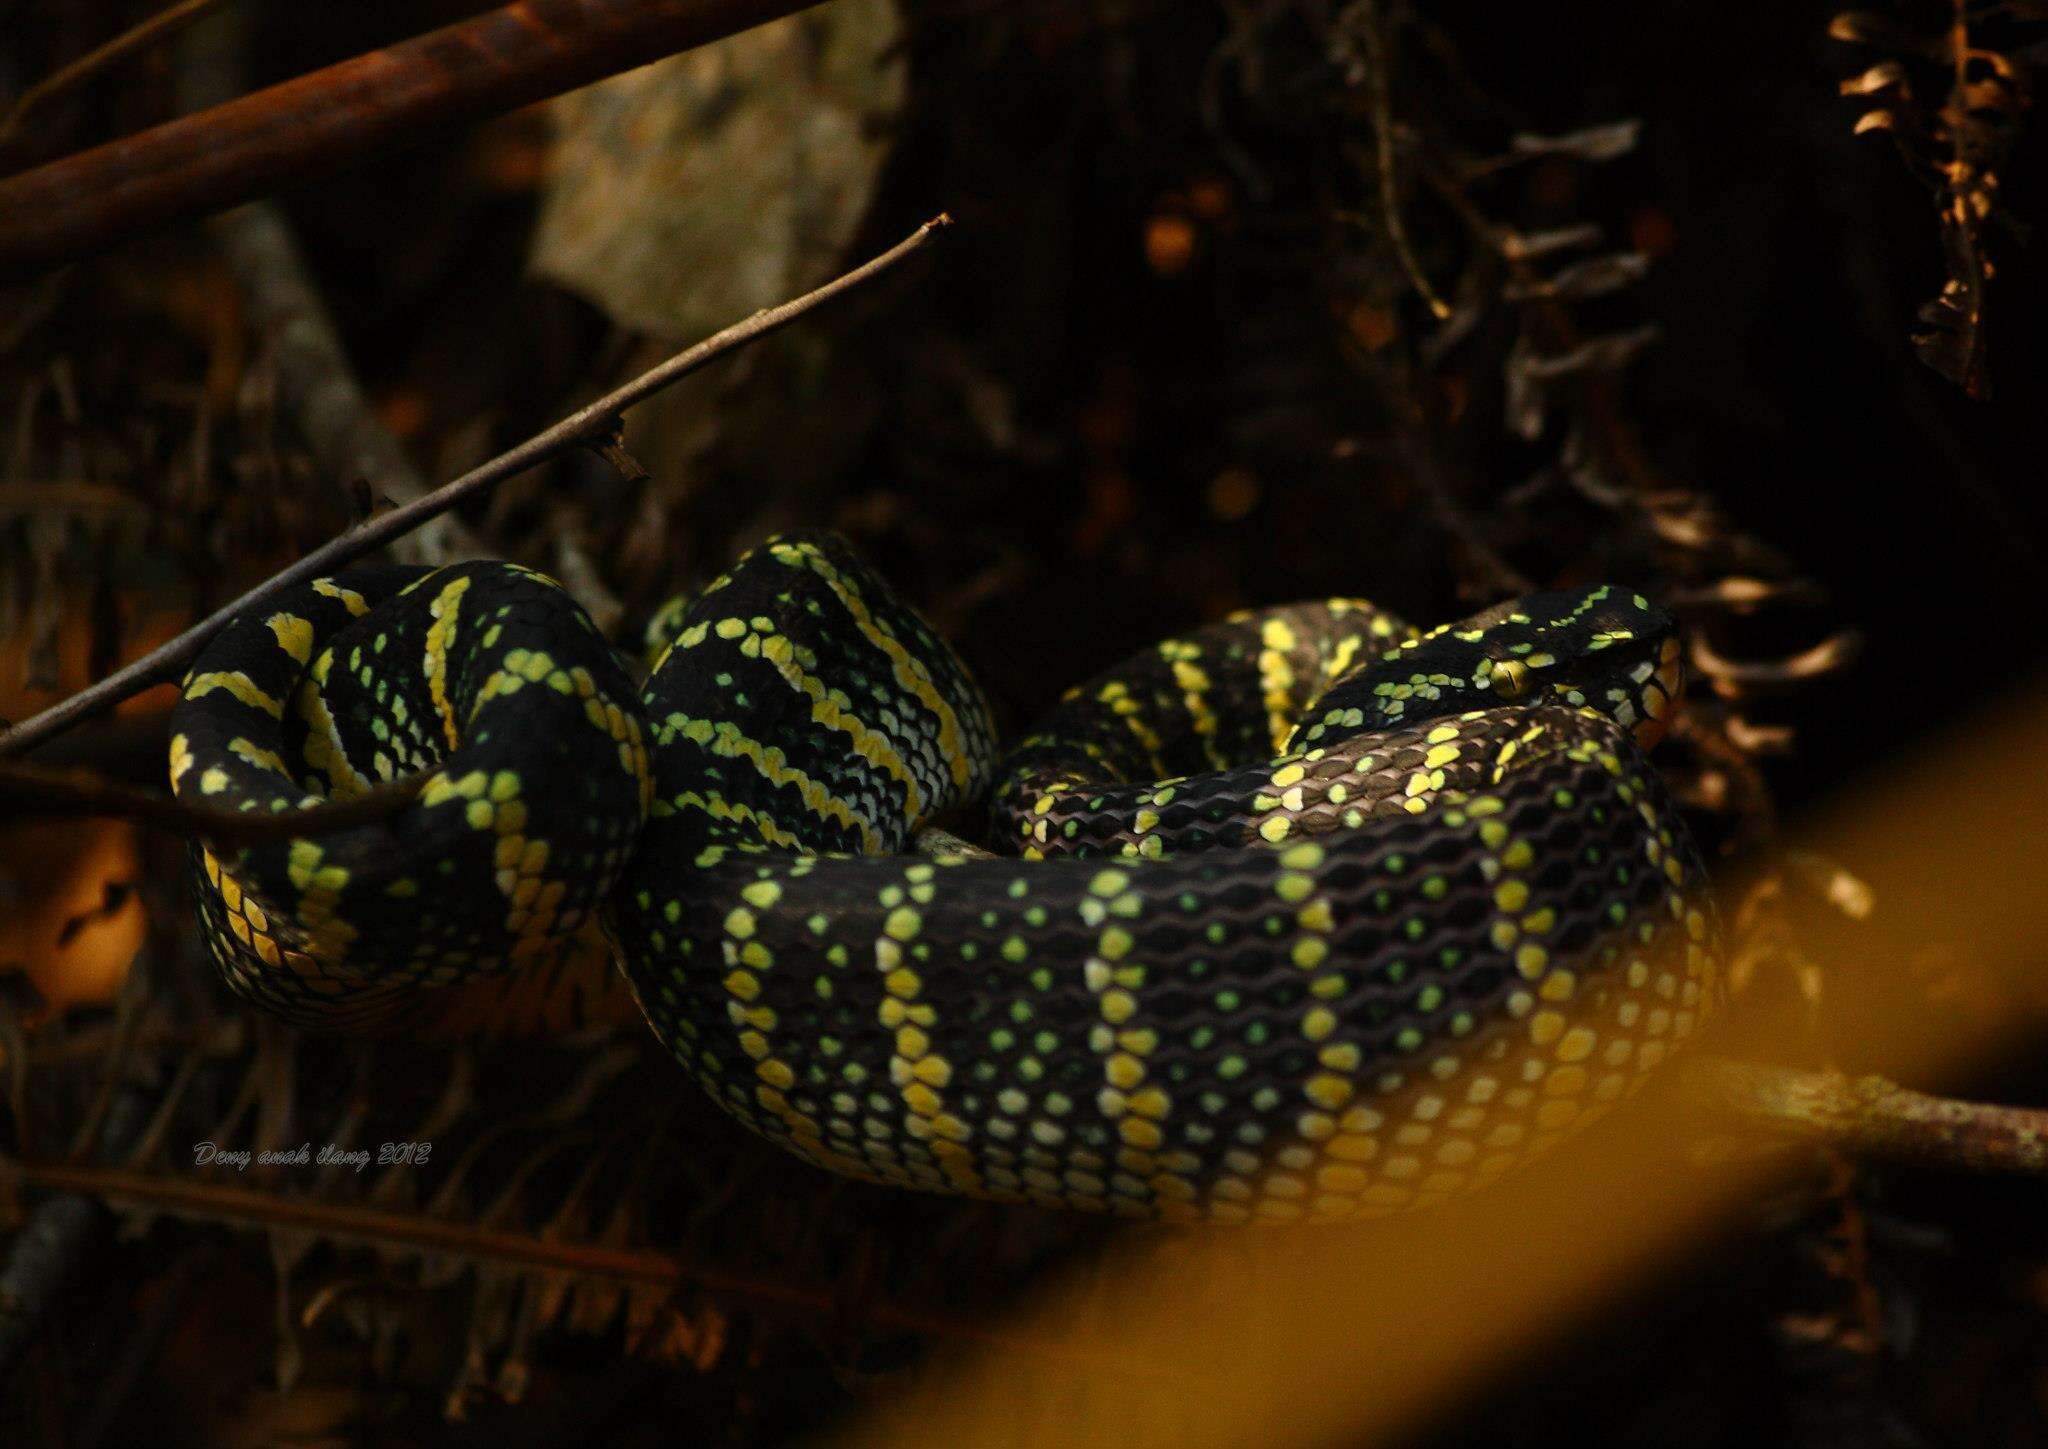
1834;1;2041;395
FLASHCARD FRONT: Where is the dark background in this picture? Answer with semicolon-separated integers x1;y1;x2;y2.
3;1;2046;1444
289;2;2046;801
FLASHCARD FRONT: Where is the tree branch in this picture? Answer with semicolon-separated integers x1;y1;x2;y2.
0;213;952;759
1696;1059;2048;1175
0;0;824;278
0;0;224;158
1356;2;1451;320
175;4;474;565
0;1159;1184;1377
0;760;425;843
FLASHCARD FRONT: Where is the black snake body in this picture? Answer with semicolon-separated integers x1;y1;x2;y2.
173;533;1715;1223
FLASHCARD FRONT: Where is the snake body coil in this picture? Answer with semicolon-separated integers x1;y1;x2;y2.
173;533;1716;1224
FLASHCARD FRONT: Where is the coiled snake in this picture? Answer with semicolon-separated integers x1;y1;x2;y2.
171;533;1715;1224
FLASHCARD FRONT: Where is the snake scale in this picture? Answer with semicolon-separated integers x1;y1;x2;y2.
170;532;1716;1224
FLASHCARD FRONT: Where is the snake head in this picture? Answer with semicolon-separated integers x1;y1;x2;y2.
1328;584;1684;750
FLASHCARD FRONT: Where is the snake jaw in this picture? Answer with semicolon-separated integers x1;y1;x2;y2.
1632;636;1685;750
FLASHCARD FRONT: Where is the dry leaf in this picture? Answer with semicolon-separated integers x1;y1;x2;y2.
530;0;905;342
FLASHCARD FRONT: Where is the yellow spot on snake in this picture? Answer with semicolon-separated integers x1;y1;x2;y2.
266;613;316;664
183;672;284;719
672;714;879;853
311;578;370;615
1304;1074;1353;1110
423;574;474;751
667;792;804;849
227;737;291;777
775;544;981;791
885;967;921;997
1556;1027;1597;1063
168;734;195;790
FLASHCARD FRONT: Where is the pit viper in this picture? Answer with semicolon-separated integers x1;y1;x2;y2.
170;533;1715;1224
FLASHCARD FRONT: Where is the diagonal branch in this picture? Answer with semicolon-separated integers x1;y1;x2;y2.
0;0;824;278
0;214;952;760
1;1159;1187;1378
0;0;225;157
175;5;475;566
1696;1059;2048;1175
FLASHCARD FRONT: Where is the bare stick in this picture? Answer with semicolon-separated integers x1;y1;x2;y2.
0;0;822;278
0;760;424;843
0;1159;1186;1376
1696;1059;2048;1174
0;214;952;759
1357;2;1451;320
176;5;472;565
0;0;224;156
212;213;470;565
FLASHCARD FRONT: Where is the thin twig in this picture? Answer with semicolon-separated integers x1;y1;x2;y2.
0;0;224;155
591;424;653;486
0;1160;1187;1378
1358;2;1451;320
0;1020;243;1074
0;759;425;843
1696;1059;2048;1175
175;5;473;566
0;215;952;759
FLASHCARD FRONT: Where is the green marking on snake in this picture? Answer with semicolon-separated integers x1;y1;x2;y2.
173;532;1718;1221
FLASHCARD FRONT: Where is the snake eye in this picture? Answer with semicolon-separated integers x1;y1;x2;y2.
1490;658;1529;700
